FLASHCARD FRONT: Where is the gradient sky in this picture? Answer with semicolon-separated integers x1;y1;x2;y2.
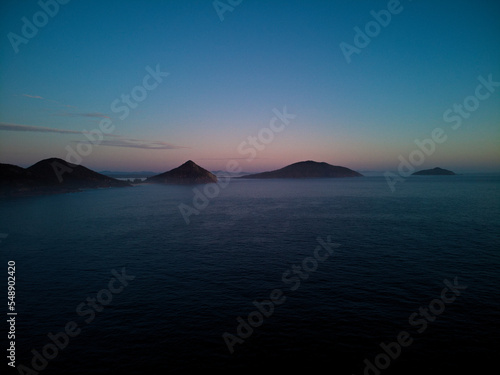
1;0;499;173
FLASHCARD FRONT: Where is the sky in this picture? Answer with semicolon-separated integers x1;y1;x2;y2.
0;0;499;173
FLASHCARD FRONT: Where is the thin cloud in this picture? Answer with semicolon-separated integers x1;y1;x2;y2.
74;139;187;150
0;122;84;135
22;94;44;99
0;122;186;150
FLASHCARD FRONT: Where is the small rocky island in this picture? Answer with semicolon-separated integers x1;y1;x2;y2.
239;160;363;179
146;160;217;184
0;158;130;197
412;167;456;176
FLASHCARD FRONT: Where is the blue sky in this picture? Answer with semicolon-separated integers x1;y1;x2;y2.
1;0;499;173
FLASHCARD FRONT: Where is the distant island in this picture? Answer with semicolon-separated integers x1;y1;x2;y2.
211;169;249;178
3;157;434;197
0;158;130;197
239;160;363;179
412;167;456;176
100;170;156;179
146;160;217;185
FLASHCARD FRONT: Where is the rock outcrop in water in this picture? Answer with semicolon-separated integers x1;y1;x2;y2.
239;160;363;179
0;158;130;197
146;160;217;184
412;167;456;176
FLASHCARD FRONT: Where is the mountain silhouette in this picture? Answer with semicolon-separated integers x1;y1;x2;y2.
412;167;456;176
1;158;130;196
27;158;131;187
146;160;218;184
239;160;363;179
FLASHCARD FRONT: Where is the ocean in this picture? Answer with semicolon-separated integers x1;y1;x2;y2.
1;175;499;374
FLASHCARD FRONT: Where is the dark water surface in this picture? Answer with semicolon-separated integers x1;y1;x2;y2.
1;175;499;374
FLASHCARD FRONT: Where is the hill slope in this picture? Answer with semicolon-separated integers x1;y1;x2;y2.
412;167;456;176
239;160;363;179
27;158;131;187
146;160;218;184
0;158;130;196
